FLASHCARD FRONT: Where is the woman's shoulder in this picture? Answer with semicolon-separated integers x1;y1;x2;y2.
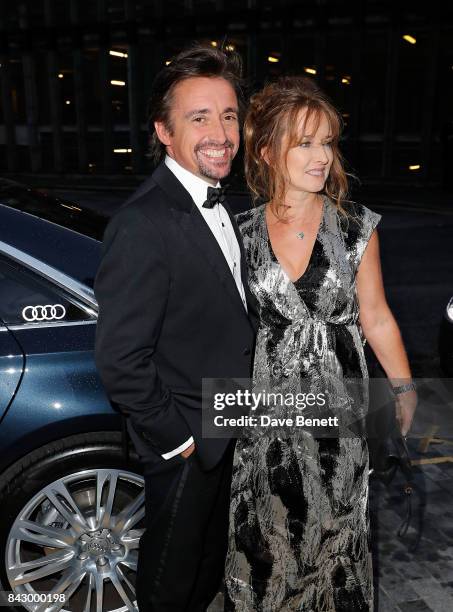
335;199;379;222
235;204;265;232
328;199;381;269
328;199;381;235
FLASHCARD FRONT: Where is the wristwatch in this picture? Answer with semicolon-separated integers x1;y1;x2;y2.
392;381;416;395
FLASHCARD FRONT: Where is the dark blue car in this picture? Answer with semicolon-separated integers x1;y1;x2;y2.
0;180;143;611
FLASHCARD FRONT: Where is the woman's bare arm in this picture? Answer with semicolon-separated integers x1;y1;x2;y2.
356;230;416;435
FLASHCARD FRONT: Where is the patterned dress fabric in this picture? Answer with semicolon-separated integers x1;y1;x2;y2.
225;198;381;612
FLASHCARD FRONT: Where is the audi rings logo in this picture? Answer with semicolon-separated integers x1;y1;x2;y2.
22;304;67;322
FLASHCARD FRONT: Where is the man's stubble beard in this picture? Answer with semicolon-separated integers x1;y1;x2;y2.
194;140;236;181
196;156;233;181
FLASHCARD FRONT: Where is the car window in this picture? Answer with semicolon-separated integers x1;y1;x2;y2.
0;256;95;327
0;181;108;241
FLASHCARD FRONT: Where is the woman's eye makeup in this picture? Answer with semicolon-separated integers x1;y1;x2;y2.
298;138;334;147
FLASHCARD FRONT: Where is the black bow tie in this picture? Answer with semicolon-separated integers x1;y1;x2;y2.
202;185;229;209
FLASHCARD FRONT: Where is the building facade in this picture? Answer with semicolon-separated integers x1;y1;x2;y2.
0;0;452;186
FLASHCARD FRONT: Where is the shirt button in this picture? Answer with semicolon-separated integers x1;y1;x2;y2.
243;348;251;356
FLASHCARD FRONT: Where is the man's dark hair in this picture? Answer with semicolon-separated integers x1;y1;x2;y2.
147;44;244;164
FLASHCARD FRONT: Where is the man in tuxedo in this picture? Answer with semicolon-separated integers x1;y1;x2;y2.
94;45;257;611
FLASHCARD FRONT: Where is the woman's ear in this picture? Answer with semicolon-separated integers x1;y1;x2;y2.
154;121;172;146
260;146;270;165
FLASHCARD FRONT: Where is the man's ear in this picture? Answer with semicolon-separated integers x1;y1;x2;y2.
154;121;172;146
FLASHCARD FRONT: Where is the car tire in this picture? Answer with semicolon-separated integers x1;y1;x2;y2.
0;432;144;612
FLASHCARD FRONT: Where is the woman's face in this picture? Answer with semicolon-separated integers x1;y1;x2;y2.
284;109;334;196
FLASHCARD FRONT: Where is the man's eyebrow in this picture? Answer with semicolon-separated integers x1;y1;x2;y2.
184;109;210;119
184;107;239;119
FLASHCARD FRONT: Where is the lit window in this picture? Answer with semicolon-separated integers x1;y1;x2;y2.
109;50;128;58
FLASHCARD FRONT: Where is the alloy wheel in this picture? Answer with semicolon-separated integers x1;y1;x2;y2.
5;468;145;612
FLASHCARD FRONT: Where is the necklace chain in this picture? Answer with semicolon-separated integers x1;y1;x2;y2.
268;196;323;241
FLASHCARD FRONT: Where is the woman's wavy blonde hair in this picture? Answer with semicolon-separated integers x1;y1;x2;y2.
244;76;350;217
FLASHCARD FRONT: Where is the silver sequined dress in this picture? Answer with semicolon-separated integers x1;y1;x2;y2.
225;198;381;612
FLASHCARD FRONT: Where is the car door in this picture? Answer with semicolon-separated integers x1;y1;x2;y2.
0;252;118;469
0;318;24;419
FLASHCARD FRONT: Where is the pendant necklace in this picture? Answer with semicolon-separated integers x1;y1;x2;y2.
269;196;321;241
293;196;323;239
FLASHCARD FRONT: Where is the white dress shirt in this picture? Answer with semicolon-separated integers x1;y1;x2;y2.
161;155;247;460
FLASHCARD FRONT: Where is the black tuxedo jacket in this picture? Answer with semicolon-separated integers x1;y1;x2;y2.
94;162;258;470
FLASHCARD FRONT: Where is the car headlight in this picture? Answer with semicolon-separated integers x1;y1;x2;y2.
447;297;453;322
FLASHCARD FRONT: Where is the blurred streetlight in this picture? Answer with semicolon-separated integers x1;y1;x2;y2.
403;35;417;45
409;164;421;171
111;80;126;86
268;56;279;63
304;67;317;75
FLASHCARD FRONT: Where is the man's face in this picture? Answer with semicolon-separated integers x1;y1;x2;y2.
155;77;240;184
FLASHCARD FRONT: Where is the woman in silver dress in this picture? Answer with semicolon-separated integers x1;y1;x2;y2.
225;77;416;611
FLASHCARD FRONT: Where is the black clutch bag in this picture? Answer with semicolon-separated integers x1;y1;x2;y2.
367;380;414;537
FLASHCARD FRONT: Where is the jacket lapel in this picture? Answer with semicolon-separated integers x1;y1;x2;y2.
152;163;251;320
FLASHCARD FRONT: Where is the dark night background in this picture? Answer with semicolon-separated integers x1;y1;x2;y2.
1;0;453;186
